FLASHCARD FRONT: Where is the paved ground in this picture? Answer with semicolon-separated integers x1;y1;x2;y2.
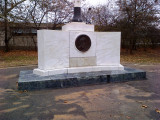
0;64;160;120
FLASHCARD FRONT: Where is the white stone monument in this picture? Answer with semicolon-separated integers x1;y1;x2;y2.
33;0;124;76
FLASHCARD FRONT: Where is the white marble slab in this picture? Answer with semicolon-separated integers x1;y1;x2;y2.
37;30;70;70
37;30;45;70
62;22;94;32
118;64;125;70
70;31;96;58
96;32;121;66
69;57;96;67
34;29;124;76
33;69;49;76
34;65;124;76
48;69;68;76
68;65;124;74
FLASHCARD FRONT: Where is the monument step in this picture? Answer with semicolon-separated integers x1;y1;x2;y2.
18;67;146;91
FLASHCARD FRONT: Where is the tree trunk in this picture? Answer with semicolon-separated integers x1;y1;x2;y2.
4;0;9;52
132;36;137;50
31;36;37;51
4;19;9;52
129;38;133;54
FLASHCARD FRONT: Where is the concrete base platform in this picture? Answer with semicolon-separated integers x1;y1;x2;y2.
18;67;146;90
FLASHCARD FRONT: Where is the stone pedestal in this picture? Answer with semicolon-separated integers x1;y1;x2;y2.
19;67;146;90
33;22;124;76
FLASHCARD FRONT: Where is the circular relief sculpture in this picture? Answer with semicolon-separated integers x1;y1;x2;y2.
75;35;91;52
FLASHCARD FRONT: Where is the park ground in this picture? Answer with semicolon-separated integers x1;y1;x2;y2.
0;48;160;120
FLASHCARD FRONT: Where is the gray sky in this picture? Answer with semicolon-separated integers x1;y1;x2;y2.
70;0;110;6
86;0;108;6
85;0;117;10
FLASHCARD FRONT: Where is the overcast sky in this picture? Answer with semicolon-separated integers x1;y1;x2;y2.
86;0;108;6
84;0;117;10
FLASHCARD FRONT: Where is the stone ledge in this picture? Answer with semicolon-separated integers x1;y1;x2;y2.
33;65;124;76
18;67;146;91
62;22;94;32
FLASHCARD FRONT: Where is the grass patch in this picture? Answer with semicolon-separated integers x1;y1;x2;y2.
0;48;160;68
121;48;160;64
0;50;37;68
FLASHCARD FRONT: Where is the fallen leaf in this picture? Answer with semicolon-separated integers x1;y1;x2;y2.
156;109;160;113
18;91;23;93
142;105;148;108
24;90;28;92
64;101;68;103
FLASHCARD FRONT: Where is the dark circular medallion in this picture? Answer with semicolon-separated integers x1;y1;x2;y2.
75;35;91;52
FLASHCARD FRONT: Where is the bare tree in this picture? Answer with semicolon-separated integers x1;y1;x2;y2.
81;4;118;31
27;0;73;30
49;0;73;29
116;0;159;54
0;0;26;52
